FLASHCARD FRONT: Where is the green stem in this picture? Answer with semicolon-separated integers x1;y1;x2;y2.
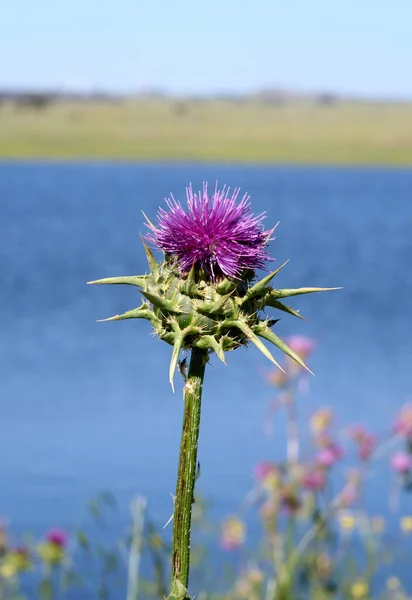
168;347;207;600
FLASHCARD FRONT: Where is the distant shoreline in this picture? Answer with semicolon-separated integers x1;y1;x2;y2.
1;98;411;166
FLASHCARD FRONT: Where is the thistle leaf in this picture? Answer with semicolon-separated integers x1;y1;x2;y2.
216;278;238;295
141;210;156;230
169;579;188;600
140;290;183;314
243;260;289;302
227;320;285;372
266;318;281;327
140;235;159;275
203;335;226;364
270;287;341;300
169;330;186;391
265;298;305;320
96;304;155;323
181;266;202;298
87;275;147;287
255;324;313;375
196;292;232;316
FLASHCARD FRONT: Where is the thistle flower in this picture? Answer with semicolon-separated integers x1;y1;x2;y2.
146;183;272;280
90;184;337;387
88;183;337;600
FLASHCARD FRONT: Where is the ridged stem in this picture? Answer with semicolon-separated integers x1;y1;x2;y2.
168;347;207;600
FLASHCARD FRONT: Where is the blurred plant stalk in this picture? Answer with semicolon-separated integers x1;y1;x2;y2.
126;495;147;600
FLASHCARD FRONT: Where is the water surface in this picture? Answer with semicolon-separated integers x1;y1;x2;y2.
1;162;411;562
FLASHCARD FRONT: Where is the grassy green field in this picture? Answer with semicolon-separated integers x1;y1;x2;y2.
1;98;412;165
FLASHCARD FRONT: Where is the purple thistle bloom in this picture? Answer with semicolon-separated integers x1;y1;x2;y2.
45;528;67;547
146;183;273;279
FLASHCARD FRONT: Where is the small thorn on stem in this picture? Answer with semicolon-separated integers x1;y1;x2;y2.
178;358;188;382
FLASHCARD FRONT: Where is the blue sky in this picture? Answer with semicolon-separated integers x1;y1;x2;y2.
1;0;411;97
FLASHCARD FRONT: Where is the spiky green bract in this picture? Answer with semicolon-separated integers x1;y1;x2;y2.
88;242;339;385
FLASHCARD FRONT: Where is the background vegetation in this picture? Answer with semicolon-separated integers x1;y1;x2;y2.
1;95;412;165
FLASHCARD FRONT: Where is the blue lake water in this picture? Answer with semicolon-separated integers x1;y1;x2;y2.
1;162;412;588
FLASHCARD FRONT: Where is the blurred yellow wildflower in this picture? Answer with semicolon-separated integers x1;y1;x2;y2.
350;579;369;598
400;516;412;533
315;553;332;580
37;541;65;565
247;568;264;585
0;548;31;579
150;534;163;550
0;547;31;580
338;512;356;531
262;471;280;492
259;500;278;520
220;516;246;551
267;369;288;388
386;577;401;590
0;562;16;579
371;516;385;534
310;408;332;434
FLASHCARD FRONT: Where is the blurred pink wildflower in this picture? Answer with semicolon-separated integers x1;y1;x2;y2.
267;369;288;388
390;452;412;474
281;489;302;514
394;404;412;439
302;468;325;491
286;336;316;360
260;500;278;520
338;485;358;508
316;447;340;468
337;470;361;507
358;436;375;461
253;461;276;481
349;425;376;462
